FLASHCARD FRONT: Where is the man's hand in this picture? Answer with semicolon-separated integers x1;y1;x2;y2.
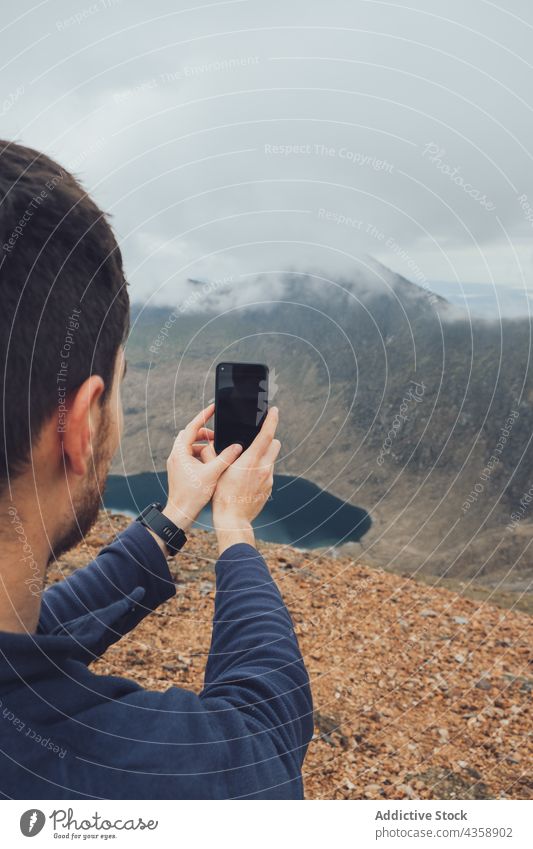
162;403;242;534
211;406;281;553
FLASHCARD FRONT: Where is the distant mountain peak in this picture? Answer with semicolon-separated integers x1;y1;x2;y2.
175;260;451;316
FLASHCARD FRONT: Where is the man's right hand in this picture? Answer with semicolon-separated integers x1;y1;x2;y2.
211;406;281;553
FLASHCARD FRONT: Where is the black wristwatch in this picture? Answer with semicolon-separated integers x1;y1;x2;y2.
136;502;187;555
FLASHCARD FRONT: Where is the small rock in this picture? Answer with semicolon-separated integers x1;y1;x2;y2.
162;655;190;672
454;653;466;663
465;766;482;780
421;609;438;618
314;711;349;748
364;783;382;795
453;616;469;625
397;783;416;799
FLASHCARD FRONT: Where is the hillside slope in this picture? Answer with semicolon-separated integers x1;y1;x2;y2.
47;512;533;800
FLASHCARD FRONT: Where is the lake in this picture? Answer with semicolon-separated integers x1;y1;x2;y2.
104;472;371;549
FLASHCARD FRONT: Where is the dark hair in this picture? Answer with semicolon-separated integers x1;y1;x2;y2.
0;139;129;486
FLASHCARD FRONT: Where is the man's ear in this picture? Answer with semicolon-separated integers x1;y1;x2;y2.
61;375;105;477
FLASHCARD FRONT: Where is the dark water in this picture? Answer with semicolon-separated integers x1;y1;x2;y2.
104;473;371;550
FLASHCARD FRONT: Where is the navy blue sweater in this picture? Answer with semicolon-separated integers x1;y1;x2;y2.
0;522;313;799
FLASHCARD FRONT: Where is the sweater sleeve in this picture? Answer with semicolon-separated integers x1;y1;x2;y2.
47;540;313;799
37;522;176;650
198;542;314;797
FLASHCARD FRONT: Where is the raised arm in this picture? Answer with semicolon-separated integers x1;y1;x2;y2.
200;406;313;795
199;541;313;797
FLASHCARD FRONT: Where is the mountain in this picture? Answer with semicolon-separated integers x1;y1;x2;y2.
115;261;533;600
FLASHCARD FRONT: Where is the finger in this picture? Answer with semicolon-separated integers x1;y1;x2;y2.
191;442;215;458
262;438;281;465
175;406;215;454
183;404;215;441
210;442;243;475
200;443;216;463
192;441;216;462
196;427;214;441
249;406;279;455
255;438;281;471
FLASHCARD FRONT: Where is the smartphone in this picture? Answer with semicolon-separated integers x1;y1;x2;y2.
214;362;269;454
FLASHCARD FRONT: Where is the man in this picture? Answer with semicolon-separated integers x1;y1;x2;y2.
0;140;313;799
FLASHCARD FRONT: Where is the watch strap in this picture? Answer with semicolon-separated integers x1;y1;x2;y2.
136;502;187;554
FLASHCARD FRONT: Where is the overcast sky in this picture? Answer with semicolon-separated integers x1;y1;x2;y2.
2;0;532;311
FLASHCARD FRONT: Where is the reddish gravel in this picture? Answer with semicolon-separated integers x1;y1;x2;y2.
47;512;533;800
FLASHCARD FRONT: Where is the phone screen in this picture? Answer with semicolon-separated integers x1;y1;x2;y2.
214;362;269;453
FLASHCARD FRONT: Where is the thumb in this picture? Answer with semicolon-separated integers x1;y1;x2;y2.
211;443;243;476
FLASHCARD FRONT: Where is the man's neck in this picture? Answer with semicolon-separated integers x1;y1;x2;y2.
0;498;52;634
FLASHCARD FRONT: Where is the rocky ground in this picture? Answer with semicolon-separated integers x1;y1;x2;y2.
47;512;532;800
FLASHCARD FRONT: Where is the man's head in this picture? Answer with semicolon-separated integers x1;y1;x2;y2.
0;140;129;558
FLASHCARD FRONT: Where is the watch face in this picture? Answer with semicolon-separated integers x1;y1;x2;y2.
140;502;161;520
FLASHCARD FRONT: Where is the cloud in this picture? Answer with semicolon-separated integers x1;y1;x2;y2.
1;0;532;306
